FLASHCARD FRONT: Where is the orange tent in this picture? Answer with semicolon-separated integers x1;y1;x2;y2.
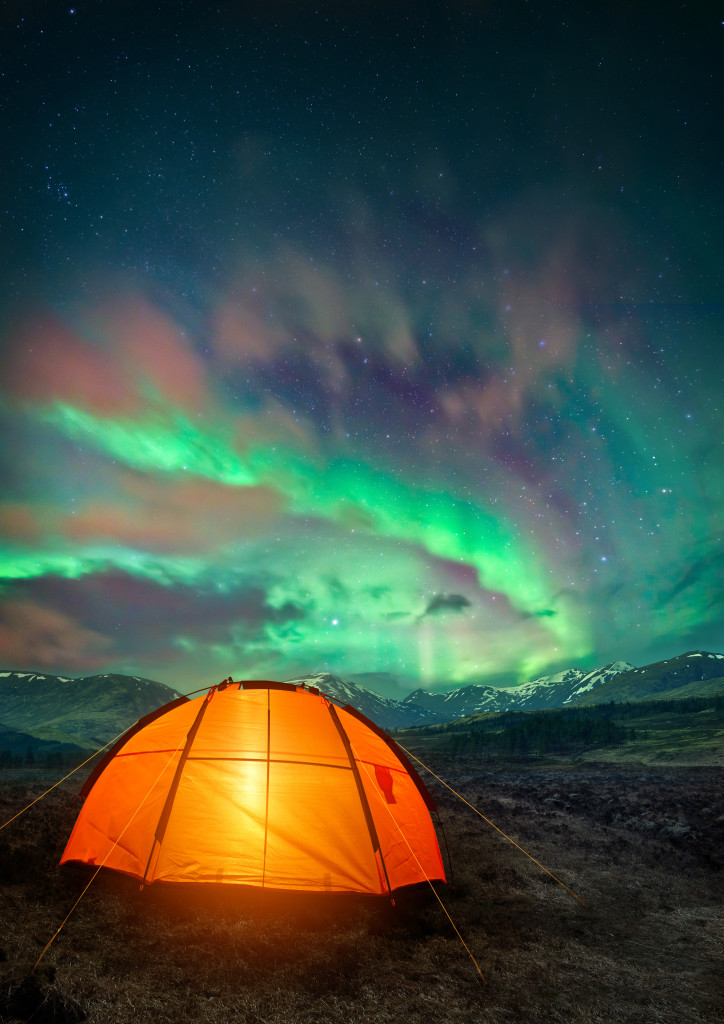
61;681;446;895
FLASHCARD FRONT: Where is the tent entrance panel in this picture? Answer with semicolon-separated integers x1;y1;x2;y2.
264;760;382;894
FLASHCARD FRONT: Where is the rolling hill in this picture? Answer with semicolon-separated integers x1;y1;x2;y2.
0;669;433;748
0;670;181;748
0;721;88;765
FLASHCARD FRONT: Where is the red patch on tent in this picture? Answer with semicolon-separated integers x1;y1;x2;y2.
374;764;396;804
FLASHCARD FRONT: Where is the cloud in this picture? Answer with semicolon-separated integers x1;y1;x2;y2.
88;295;212;412
3;314;140;416
4;573;305;665
214;246;419;374
658;552;724;607
423;593;472;616
0;598;112;672
0;474;286;561
63;474;286;555
3;293;212;419
0;503;52;545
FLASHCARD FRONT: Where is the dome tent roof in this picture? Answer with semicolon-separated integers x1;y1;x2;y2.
61;680;446;895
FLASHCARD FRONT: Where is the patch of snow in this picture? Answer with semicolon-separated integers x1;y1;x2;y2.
567;680;597;697
688;653;703;658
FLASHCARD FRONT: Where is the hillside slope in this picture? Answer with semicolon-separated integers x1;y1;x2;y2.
0;670;181;747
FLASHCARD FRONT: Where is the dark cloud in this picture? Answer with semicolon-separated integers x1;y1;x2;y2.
659;552;724;607
3;573;305;660
0;597;111;673
423;593;471;617
518;607;557;621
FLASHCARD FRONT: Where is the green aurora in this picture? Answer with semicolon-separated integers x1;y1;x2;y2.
1;3;722;694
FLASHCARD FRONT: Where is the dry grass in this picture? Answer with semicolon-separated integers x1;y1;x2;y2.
1;758;722;1023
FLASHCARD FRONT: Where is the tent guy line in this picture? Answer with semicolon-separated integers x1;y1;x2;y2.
353;739;485;985
33;735;186;973
0;724;136;834
397;742;588;908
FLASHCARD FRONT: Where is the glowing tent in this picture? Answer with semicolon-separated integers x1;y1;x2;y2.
61;680;446;895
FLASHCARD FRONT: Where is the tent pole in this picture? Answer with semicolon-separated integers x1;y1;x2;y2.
141;687;216;887
327;703;394;900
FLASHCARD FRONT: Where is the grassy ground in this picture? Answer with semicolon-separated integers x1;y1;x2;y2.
397;698;724;768
580;706;724;765
1;757;722;1023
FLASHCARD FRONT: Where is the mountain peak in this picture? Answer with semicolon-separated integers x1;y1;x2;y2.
403;660;637;721
283;672;435;730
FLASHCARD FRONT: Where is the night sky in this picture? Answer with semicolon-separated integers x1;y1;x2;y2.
1;1;722;697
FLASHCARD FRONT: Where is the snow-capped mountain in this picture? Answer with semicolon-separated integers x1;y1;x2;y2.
570;651;724;705
283;672;435;730
403;661;635;723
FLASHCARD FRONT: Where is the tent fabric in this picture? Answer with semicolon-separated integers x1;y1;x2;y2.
60;682;446;895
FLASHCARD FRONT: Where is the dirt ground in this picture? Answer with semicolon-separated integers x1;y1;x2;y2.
1;759;722;1023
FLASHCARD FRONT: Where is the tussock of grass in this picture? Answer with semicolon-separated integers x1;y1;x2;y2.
1;761;722;1023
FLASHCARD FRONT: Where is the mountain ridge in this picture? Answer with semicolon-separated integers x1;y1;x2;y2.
1;651;723;744
282;672;436;729
0;670;181;746
570;650;724;706
401;661;636;722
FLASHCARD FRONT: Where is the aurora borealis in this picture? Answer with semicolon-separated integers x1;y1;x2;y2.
1;3;722;696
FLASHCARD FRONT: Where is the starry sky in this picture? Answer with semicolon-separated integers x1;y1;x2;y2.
1;1;722;698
